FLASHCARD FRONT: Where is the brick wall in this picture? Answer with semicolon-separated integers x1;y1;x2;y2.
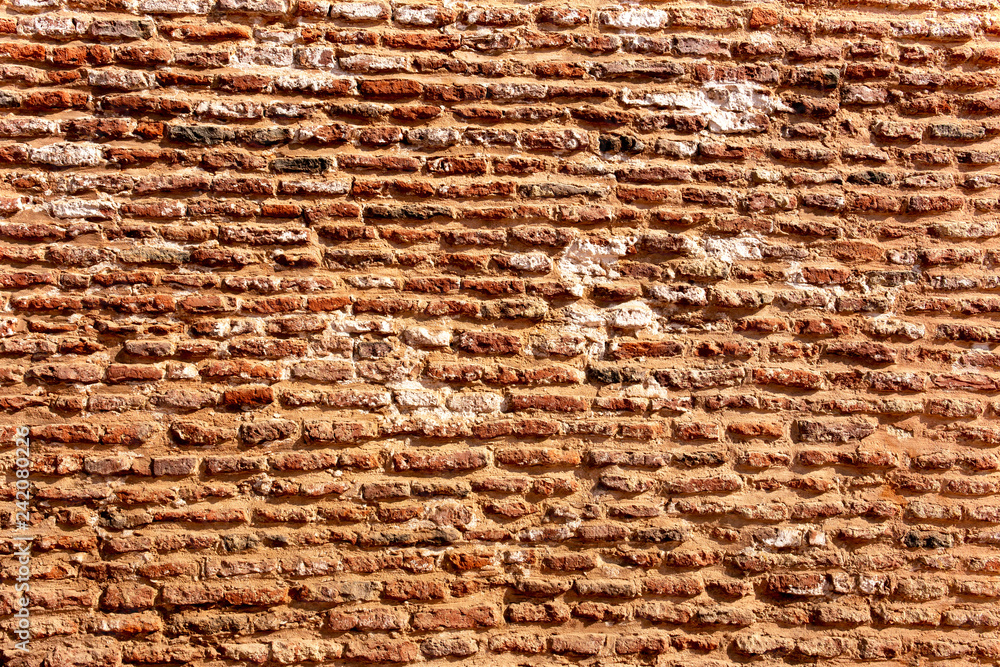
2;0;1000;664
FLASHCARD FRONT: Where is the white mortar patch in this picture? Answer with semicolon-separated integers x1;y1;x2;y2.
623;81;791;133
557;236;637;292
700;233;765;263
607;300;656;330
562;304;609;328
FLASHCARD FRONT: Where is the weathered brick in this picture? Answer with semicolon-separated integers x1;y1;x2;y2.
0;1;987;660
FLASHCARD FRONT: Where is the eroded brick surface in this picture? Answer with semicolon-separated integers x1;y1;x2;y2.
0;0;999;664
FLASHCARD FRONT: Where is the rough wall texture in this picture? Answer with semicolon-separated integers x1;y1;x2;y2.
2;0;1000;664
